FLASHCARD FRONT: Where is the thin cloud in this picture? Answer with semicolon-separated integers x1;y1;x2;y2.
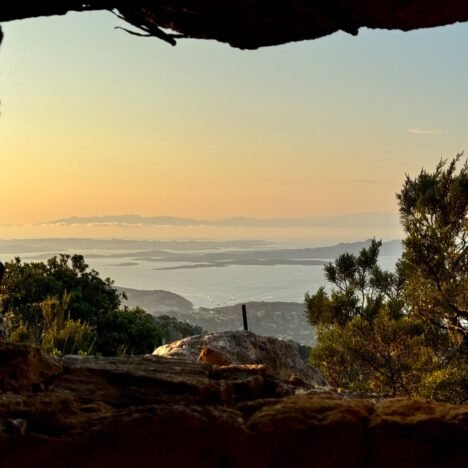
406;128;449;135
348;179;382;185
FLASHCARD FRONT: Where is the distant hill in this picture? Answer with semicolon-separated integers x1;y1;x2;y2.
119;286;313;345
119;287;193;315
191;302;314;345
45;212;400;229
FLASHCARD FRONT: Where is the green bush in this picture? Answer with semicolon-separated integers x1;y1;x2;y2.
96;307;161;356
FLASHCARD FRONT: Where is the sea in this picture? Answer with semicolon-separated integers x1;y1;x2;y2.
0;218;404;308
93;257;399;308
11;249;399;308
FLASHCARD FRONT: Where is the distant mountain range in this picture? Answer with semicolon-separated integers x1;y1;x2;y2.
45;213;400;229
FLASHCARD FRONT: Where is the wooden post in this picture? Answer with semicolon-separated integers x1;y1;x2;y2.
242;304;248;331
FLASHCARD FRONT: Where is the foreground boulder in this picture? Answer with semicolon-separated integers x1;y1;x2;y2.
0;341;467;467
153;330;327;386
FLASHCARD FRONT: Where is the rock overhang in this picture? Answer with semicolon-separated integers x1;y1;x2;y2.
1;1;468;49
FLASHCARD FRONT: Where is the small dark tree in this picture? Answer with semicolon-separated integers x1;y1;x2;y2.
97;307;161;356
305;239;405;328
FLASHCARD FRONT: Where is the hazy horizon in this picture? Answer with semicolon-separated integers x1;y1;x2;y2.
44;212;398;225
0;211;402;245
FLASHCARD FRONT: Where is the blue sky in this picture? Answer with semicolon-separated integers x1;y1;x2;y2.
0;11;466;238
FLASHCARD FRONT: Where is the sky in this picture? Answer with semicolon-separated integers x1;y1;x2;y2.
0;11;467;240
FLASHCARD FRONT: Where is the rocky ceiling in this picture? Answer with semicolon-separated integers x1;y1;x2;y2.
1;1;468;49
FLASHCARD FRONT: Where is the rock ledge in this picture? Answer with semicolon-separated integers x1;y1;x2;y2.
0;340;467;467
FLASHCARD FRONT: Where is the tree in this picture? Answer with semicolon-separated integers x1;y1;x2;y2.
97;311;204;356
0;254;204;356
305;240;428;396
396;154;468;342
0;254;123;354
305;239;405;328
310;312;433;395
38;293;95;356
97;307;162;356
306;155;468;402
6;292;95;356
152;315;203;344
0;254;123;330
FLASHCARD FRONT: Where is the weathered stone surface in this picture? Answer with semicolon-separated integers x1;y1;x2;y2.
1;2;468;49
0;342;61;392
0;315;6;341
247;396;373;468
153;330;328;387
366;399;468;468
0;342;467;467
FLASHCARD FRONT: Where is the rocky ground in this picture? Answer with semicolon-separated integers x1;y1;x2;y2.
0;334;467;467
